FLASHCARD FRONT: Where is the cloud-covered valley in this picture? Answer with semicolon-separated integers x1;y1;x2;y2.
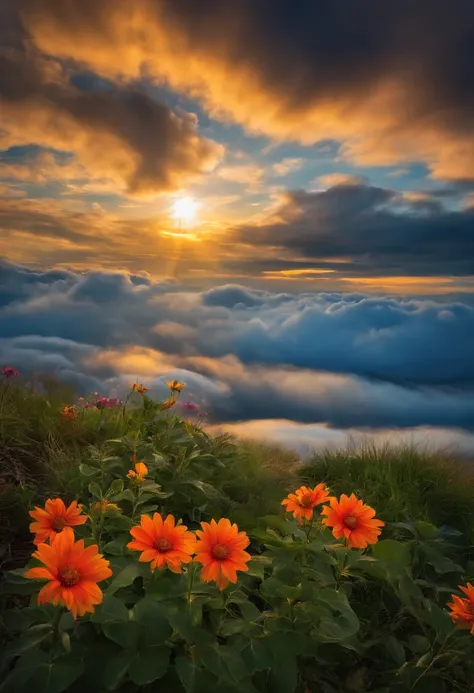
1;261;473;453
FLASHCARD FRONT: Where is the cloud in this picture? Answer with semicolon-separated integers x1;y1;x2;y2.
271;158;305;177
215;164;265;188
16;0;474;180
212;419;474;460
1;261;474;435
0;195;230;273
231;183;474;278
0;45;223;196
0;151;89;186
316;173;368;188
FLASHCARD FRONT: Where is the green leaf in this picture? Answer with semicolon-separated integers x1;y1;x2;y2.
0;650;49;692
1;624;53;662
91;595;130;623
180;479;219;496
135;503;159;514
265;633;298;693
88;482;102;499
4;569;29;583
262;514;295;536
414;521;438;539
372;539;411;566
175;656;217;693
109;489;135;504
408;635;430;654
195;644;228;680
79;463;99;477
385;636;405;667
424;548;463;575
103;649;136;691
107;514;134;531
103;620;140;648
241;641;266;676
2;609;33;633
219;619;251;637
128;646;170;685
236;600;262;623
24;658;84;693
108;479;124;495
105;562;141;595
103;536;131;557
371;539;411;579
246;557;271;581
422;603;455;640
58;612;75;633
133;598;173;646
294;588;360;642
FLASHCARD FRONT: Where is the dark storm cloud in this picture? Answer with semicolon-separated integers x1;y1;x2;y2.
0;37;222;194
17;0;474;179
231;185;474;277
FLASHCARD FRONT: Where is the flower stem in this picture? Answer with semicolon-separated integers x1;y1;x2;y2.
51;606;63;640
187;564;196;605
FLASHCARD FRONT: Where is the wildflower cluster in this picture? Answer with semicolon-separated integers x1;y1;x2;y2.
2;365;19;378
26;494;252;620
84;395;122;409
61;404;77;421
3;392;474;692
282;484;384;548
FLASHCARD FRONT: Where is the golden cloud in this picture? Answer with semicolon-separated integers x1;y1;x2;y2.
1;45;223;196
16;0;474;180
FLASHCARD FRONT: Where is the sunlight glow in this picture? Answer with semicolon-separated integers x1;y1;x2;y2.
170;196;199;227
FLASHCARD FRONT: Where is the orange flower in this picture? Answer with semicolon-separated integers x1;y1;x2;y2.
132;383;149;395
281;483;331;524
321;493;384;549
92;499;120;514
126;461;148;482
29;498;87;545
161;396;176;411
448;583;474;634
166;379;185;393
61;405;77;421
194;518;251;590
127;513;196;573
25;527;112;618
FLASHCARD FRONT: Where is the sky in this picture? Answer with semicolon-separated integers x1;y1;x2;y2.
1;1;474;455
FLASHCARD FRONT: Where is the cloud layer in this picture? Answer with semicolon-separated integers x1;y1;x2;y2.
16;0;474;179
1;261;473;436
231;184;474;278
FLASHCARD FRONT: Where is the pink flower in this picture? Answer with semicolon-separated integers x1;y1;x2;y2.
2;366;19;378
181;401;198;412
85;396;123;409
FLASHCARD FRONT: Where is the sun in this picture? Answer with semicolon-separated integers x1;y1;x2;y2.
170;196;199;227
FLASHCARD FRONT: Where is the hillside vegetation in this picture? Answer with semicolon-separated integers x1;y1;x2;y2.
1;374;474;692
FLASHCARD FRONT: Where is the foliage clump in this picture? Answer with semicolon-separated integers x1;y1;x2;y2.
1;373;474;692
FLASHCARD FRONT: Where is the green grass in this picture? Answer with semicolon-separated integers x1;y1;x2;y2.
299;443;474;541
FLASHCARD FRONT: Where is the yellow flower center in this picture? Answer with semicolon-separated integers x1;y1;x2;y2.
211;544;230;561
300;493;314;508
344;515;358;529
51;517;67;531
59;565;81;587
156;538;172;552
